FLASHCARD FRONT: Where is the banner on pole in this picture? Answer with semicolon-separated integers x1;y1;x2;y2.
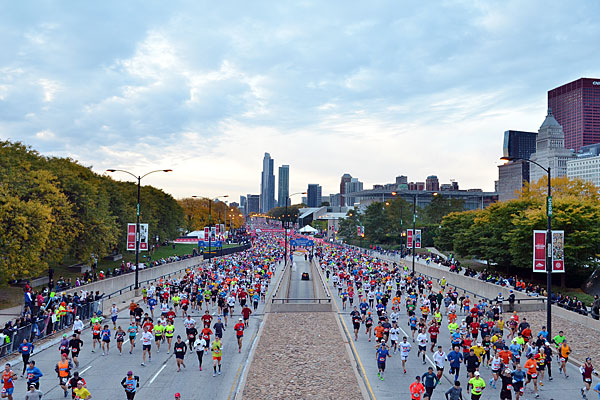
127;224;136;250
357;226;365;237
533;230;546;272
551;230;565;273
127;223;149;251
406;229;422;249
533;230;565;273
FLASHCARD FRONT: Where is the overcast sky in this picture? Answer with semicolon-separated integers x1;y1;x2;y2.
1;1;599;201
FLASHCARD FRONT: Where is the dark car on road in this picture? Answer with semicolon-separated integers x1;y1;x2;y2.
301;272;310;280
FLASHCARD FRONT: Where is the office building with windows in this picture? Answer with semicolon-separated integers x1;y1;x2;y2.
260;153;276;212
307;184;322;207
548;78;600;152
277;165;290;207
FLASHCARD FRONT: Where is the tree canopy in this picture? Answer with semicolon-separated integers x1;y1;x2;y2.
0;140;184;282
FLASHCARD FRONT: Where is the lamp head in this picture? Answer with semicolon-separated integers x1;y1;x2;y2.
163;169;173;172
106;169;116;172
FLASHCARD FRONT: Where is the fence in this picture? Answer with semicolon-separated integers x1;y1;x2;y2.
0;300;102;358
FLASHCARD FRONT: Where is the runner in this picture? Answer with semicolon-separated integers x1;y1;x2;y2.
101;324;111;355
511;363;526;400
165;320;175;353
350;306;361;341
499;368;513;400
1;363;17;400
234;317;245;353
409;376;425;400
68;372;86;400
91;321;101;353
69;334;83;368
213;317;226;340
174;336;187;372
399;336;412;374
55;352;73;397
18;340;34;376
121;370;140;400
444;381;463;400
375;341;391;381
433;346;447;381
128;323;138;354
416;328;428;364
558;339;571;378
212;337;223;377
140;326;153;366
421;366;439;398
447;345;463;383
523;353;539;398
489;353;503;389
73;380;92;399
193;335;207;371
115;326;126;355
25;361;42;390
468;371;486;400
580;357;599;399
153;322;165;353
241;304;252;327
24;385;43;400
110;303;119;329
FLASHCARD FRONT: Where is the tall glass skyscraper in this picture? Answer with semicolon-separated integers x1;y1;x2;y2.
278;165;289;207
548;78;600;152
260;153;276;213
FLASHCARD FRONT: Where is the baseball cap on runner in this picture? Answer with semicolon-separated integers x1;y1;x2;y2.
239;317;243;320
474;371;480;376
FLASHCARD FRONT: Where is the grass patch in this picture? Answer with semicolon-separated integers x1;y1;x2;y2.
0;285;24;309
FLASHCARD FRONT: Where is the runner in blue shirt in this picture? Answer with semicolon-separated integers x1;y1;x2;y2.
447;345;464;383
101;325;111;355
376;342;391;381
594;382;600;399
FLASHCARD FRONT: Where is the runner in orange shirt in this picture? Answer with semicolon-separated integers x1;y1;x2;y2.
374;321;385;343
523;353;539;398
409;376;425;400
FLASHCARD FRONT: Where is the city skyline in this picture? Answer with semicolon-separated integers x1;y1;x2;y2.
1;2;599;200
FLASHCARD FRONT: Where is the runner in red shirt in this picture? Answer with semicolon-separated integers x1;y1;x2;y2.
428;323;439;353
234;318;245;353
241;305;252;327
201;311;213;328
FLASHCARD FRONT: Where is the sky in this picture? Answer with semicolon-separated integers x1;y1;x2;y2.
1;1;599;201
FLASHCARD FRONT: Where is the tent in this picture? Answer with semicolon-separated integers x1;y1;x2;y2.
298;225;318;234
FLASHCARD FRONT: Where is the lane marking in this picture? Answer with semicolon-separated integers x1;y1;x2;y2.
331;286;377;400
80;366;92;374
148;364;167;385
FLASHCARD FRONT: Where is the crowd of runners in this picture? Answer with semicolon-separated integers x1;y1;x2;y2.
316;243;600;400
1;236;281;399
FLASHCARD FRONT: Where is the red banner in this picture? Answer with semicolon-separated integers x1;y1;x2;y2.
407;230;413;248
533;230;546;272
127;224;136;250
406;229;421;249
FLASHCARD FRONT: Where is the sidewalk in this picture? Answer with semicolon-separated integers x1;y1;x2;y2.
0;304;24;327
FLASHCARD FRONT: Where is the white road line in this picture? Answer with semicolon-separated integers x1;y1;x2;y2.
148;364;167;385
80;366;92;374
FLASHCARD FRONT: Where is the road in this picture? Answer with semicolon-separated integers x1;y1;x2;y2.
326;266;594;400
6;263;283;400
289;253;315;303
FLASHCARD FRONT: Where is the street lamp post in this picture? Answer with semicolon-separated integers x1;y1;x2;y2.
412;194;417;275
284;192;306;266
106;168;172;291
502;156;553;337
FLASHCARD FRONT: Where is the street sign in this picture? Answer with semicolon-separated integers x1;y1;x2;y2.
547;195;553;216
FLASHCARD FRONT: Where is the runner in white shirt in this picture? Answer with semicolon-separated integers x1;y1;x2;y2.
399;336;412;374
489;354;503;389
389;324;400;353
433;346;447;380
183;316;196;330
448;302;456;315
110;304;119;330
390;310;400;325
140;327;153;366
416;329;428;364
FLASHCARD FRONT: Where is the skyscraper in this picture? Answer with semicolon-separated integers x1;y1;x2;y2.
260;153;276;213
344;178;363;206
425;175;439;191
502;130;537;160
529;109;575;183
277;165;290;208
548;78;600;152
246;194;260;214
307;184;322;207
497;130;538;202
339;173;352;206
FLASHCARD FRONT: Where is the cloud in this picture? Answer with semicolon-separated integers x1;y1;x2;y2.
0;0;599;200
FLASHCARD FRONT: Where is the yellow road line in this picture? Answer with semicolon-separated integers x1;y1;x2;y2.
332;291;377;400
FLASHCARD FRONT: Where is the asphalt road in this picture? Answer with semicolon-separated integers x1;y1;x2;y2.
6;263;283;400
326;267;595;400
288;255;315;303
